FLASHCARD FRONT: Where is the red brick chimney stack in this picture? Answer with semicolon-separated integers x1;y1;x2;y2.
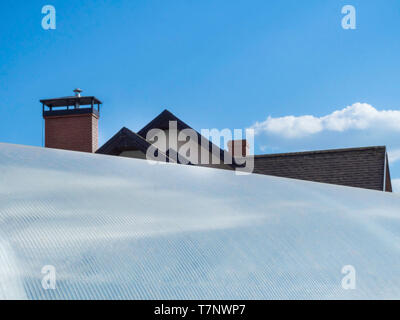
228;140;249;158
41;89;102;153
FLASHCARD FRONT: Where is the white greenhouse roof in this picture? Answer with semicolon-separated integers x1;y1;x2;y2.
1;142;400;299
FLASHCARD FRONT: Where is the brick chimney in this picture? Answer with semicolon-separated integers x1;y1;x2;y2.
228;140;249;158
41;89;102;153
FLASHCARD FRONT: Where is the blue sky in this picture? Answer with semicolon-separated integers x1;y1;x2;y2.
1;0;400;189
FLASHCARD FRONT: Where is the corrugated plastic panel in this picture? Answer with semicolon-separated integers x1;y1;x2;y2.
1;143;400;299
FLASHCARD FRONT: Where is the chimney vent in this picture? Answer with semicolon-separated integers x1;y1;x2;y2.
73;88;83;97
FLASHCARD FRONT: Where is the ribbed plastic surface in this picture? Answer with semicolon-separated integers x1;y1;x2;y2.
1;143;400;299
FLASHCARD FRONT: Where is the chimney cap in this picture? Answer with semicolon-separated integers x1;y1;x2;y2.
73;88;83;96
40;89;102;108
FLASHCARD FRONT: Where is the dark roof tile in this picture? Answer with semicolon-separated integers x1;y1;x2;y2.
252;146;387;191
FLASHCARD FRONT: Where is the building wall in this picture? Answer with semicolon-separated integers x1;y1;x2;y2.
119;129;232;170
149;129;232;169
119;150;147;159
91;114;99;152
385;155;393;192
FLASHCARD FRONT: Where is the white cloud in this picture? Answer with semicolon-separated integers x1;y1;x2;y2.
251;103;400;138
388;150;400;164
392;179;400;193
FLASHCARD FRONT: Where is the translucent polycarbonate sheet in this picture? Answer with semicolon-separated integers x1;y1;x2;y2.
1;143;400;299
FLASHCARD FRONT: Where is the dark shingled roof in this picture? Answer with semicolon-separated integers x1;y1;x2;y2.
137;109;237;168
252;146;391;191
96;126;191;164
96;127;167;161
98;110;231;166
137;109;193;137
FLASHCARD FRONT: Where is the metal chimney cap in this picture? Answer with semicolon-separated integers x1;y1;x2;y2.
73;88;83;97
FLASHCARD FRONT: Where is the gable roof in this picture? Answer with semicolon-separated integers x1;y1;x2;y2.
98;110;236;166
137;109;237;168
96;127;169;162
97;127;153;155
252;146;391;191
96;126;192;164
137;109;193;137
